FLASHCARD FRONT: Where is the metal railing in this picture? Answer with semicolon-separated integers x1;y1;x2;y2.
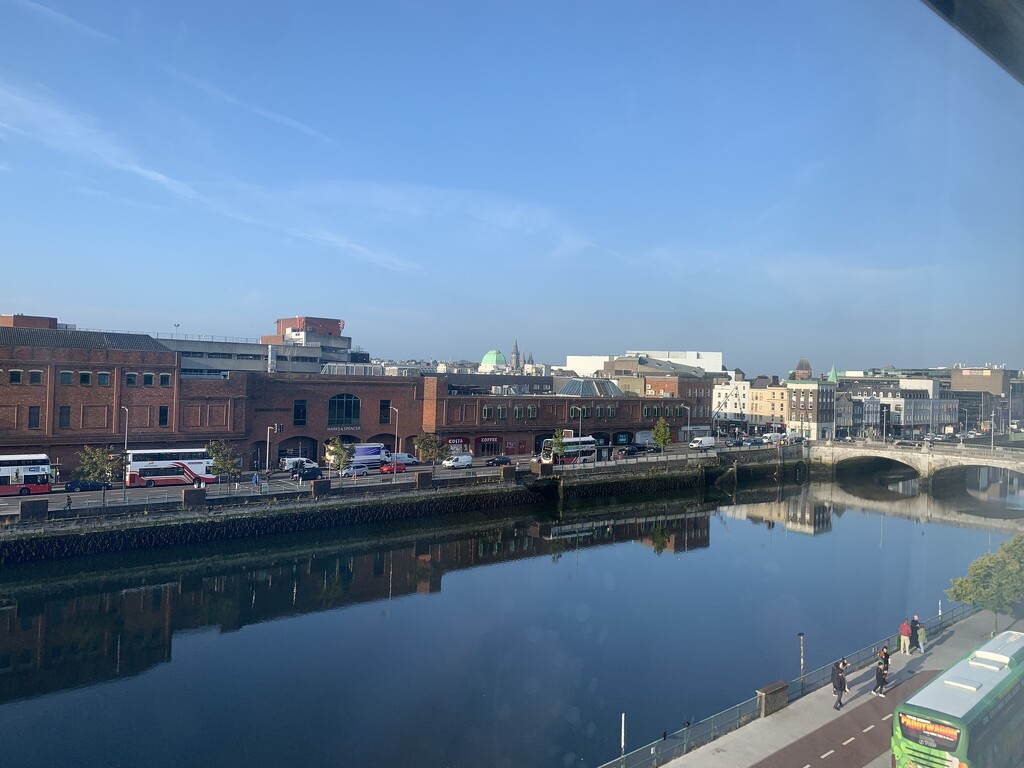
594;603;980;768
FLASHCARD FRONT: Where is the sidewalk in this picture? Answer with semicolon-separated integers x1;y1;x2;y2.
662;611;1021;768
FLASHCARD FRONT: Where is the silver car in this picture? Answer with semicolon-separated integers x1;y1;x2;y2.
341;464;369;477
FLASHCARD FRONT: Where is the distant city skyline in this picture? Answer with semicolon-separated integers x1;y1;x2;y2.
1;1;1022;373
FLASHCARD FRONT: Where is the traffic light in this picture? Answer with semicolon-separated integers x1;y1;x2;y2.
274;423;284;433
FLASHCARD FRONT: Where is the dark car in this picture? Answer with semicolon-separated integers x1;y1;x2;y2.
297;466;322;480
724;438;744;447
485;456;512;466
894;440;918;449
742;437;765;446
616;446;639;458
380;462;406;474
65;479;113;492
644;445;663;453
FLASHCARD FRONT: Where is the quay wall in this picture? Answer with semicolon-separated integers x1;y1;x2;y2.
0;457;807;566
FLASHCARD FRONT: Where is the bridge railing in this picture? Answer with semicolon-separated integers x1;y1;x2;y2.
593;602;980;768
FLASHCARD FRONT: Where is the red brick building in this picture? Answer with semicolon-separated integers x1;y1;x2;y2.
0;318;710;474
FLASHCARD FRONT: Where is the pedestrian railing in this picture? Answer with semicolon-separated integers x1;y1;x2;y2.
594;602;981;768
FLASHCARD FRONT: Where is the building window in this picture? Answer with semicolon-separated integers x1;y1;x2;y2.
9;370;22;384
159;373;172;387
143;373;154;387
570;406;581;419
59;406;70;429
527;405;538;419
28;406;40;429
497;406;507;419
482;406;493;420
60;371;73;385
607;406;616;418
98;372;110;386
596;406;604;417
79;372;91;386
379;400;392;424
293;400;307;427
652;406;660;417
643;406;651;418
328;394;360;426
513;405;524;419
582;406;591;418
158;406;169;427
126;373;137;387
27;370;43;385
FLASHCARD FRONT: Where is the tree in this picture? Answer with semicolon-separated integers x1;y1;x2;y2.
653;417;671;451
550;430;566;464
946;534;1024;634
206;439;241;479
75;446;120;483
414;433;450;467
324;437;354;469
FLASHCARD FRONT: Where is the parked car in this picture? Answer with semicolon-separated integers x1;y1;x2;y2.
724;438;744;447
616;446;639;458
341;464;369;477
485;456;512;466
296;466;322;480
65;479;113;492
644;445;663;453
380;462;406;474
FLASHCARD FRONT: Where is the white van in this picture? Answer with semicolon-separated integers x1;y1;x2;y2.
442;454;473;469
763;433;785;444
280;457;319;472
688;436;715;451
390;452;419;466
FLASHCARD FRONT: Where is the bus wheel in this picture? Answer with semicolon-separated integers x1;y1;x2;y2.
18;487;30;496
145;480;155;488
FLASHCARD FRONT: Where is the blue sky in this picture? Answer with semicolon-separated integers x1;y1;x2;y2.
1;0;1022;377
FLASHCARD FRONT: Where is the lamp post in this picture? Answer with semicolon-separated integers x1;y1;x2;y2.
266;424;279;474
681;405;690;441
991;409;996;452
391;406;400;454
798;632;805;687
121;405;129;503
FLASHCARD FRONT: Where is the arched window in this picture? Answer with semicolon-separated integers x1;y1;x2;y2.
328;394;360;426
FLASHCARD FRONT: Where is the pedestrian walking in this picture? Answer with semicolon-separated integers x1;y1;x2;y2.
831;659;849;710
63;494;73;511
878;645;891;672
910;615;922;653
899;618;911;654
871;661;887;696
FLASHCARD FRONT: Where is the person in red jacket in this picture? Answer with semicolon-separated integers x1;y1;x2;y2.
899;618;912;655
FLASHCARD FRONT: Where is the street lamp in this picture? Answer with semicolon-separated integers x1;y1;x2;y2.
391;406;400;483
266;424;280;474
680;405;691;442
121;405;129;502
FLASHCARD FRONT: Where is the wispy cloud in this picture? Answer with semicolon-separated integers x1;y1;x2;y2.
12;0;115;42
160;64;335;145
0;75;409;270
11;0;333;144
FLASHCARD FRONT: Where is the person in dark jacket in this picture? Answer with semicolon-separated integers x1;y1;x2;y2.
910;615;922;653
871;661;887;696
831;660;849;710
878;645;891;672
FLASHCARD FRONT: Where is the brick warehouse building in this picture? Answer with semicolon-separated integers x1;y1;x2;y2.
0;317;708;475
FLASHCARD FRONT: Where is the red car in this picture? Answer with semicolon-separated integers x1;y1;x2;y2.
380;462;406;474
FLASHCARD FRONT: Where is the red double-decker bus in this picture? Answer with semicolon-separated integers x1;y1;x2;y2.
0;453;53;496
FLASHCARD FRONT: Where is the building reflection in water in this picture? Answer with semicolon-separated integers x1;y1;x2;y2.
0;507;712;704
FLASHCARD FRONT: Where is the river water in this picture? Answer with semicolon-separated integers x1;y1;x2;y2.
0;470;1020;768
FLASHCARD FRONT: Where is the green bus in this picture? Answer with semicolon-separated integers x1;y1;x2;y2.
892;630;1024;768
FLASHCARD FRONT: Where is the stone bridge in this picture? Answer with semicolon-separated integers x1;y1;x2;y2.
807;441;1024;480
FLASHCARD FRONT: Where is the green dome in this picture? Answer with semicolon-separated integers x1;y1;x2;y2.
481;349;507;367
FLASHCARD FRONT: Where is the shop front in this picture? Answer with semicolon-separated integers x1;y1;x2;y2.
475;436;502;457
446;436;471;455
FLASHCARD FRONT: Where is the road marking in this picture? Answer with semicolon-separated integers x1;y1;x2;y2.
862;724;875;733
842;737;855;745
882;714;893;721
820;749;835;758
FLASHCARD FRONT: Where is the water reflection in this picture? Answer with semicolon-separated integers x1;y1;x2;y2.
0;476;1021;768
